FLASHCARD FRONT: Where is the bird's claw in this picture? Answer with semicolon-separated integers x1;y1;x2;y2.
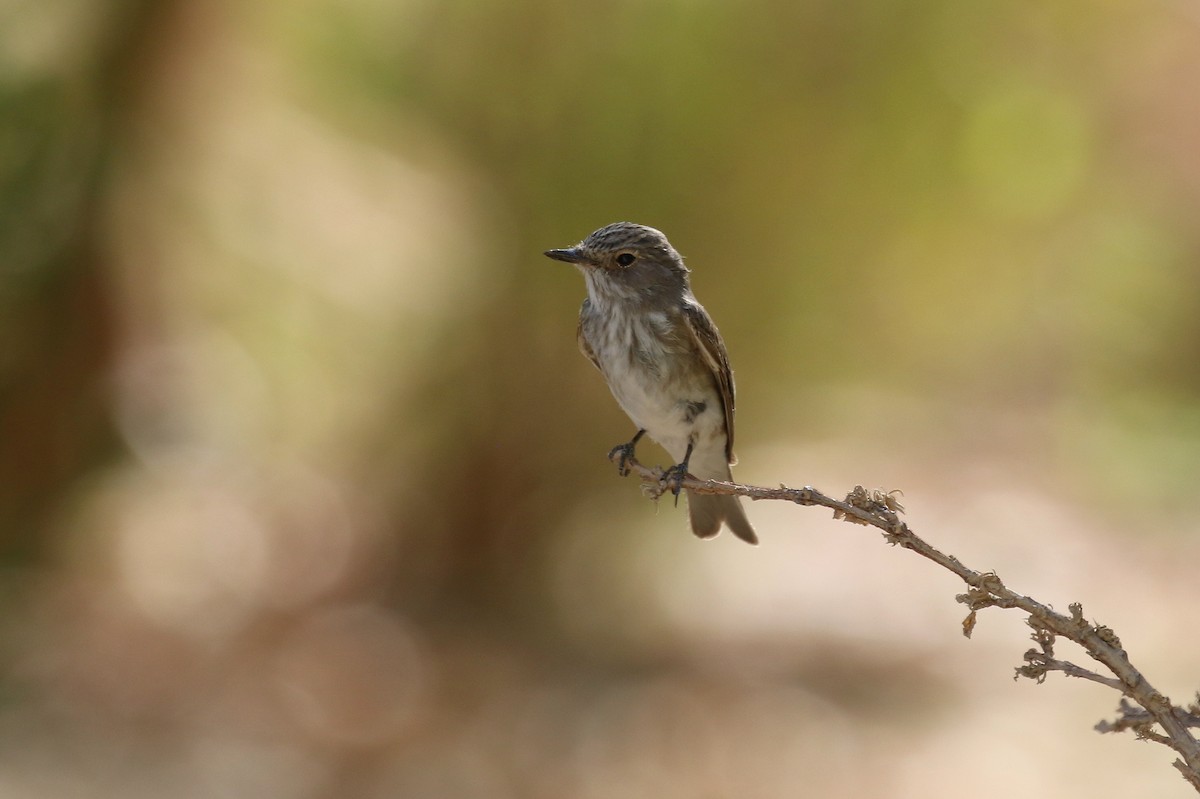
608;442;636;477
662;462;689;507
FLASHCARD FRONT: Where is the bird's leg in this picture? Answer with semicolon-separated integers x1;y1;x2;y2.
662;440;694;507
608;429;646;477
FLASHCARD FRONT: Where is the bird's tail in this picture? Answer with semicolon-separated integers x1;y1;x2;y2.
686;463;757;545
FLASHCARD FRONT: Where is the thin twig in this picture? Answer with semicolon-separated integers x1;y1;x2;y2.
1019;650;1125;691
613;452;1200;791
1097;699;1200;734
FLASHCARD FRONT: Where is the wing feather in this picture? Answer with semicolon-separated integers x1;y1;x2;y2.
682;300;737;463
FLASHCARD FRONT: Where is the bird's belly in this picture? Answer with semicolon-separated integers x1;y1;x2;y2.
599;348;724;464
582;308;728;464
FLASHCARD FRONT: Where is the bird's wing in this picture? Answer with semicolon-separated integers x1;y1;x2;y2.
576;299;602;372
682;300;737;463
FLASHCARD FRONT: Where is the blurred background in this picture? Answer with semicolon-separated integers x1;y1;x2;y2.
2;0;1200;796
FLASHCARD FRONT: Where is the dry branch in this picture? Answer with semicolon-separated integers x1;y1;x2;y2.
613;452;1200;791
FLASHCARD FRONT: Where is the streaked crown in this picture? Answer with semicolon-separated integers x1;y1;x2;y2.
545;222;688;275
583;222;671;253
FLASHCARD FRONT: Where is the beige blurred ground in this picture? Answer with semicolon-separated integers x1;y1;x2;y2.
2;0;1200;797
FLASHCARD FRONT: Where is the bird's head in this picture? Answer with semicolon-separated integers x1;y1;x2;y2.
545;222;689;301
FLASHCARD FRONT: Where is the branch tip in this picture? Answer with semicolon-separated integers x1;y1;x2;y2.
602;450;1200;785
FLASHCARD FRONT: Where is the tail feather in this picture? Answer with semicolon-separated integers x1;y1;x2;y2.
685;464;757;545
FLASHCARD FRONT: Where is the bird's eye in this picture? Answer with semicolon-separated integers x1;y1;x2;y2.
615;252;636;267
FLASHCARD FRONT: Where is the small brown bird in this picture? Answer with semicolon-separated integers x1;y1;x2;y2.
545;222;757;544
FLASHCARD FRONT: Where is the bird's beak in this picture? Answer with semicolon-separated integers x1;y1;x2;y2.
544;247;589;265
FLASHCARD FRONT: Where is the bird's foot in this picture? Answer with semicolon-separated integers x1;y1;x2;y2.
661;462;690;507
607;442;636;476
608;436;642;477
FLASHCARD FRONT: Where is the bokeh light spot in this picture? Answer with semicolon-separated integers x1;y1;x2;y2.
273;604;430;747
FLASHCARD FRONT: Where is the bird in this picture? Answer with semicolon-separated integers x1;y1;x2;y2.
545;222;757;544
